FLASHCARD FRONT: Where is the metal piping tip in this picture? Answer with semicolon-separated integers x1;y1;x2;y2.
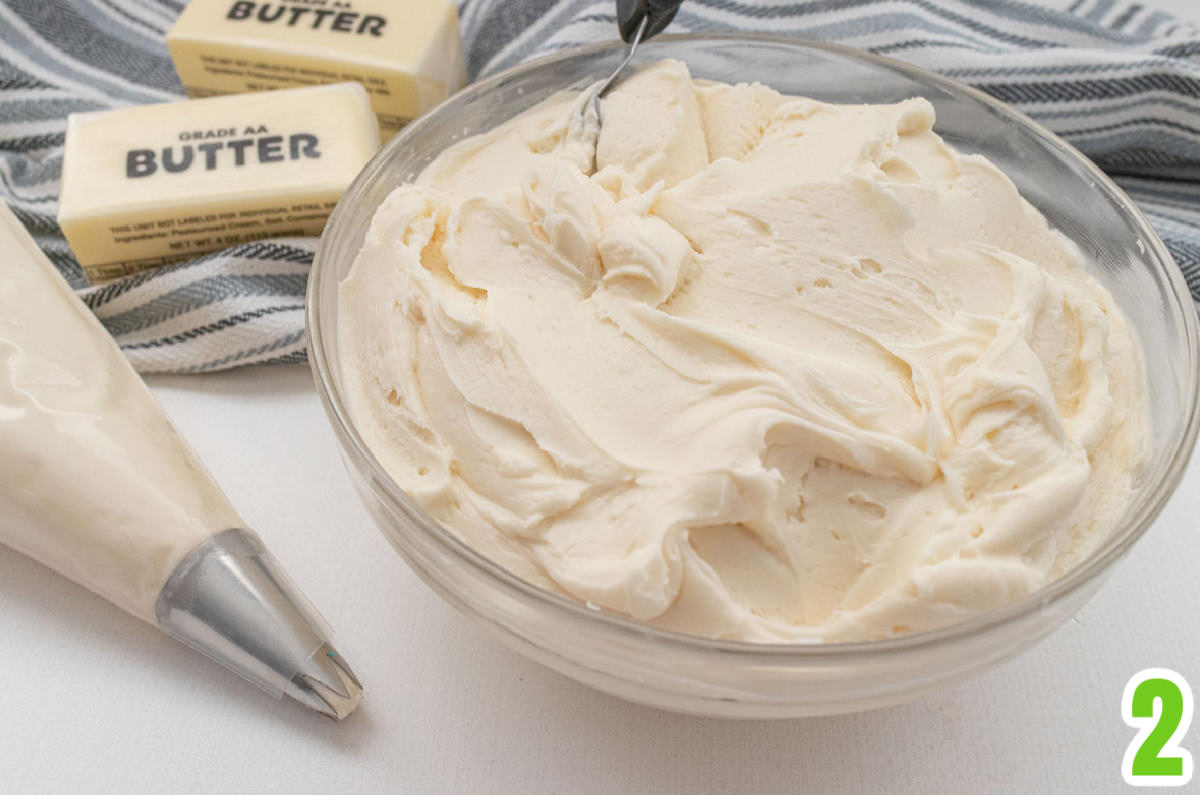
156;529;363;720
286;642;363;720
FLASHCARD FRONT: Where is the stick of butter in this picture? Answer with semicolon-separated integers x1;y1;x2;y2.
57;82;379;283
166;0;465;139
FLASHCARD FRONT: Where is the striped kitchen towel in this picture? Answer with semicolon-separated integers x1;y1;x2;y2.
1;0;1198;372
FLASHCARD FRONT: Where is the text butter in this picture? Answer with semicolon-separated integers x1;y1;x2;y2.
166;0;465;139
57;82;379;283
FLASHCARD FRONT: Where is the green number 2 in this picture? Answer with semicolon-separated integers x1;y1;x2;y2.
1122;668;1194;787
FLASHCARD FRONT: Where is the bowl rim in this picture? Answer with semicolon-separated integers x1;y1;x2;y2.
307;32;1200;661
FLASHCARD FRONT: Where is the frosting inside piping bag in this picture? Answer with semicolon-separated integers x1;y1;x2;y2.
0;203;240;621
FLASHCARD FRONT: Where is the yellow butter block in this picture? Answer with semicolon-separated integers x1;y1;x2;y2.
166;0;465;139
57;82;379;283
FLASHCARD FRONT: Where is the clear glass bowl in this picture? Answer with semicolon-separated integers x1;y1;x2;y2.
308;35;1200;717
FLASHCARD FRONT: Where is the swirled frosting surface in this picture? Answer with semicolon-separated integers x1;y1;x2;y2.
340;59;1147;642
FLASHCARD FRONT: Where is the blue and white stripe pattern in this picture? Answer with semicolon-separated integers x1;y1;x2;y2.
1;0;1199;372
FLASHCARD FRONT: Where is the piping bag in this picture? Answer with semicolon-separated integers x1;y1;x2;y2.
0;202;361;719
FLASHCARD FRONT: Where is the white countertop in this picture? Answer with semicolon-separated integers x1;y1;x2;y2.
8;363;1199;794
5;1;1200;791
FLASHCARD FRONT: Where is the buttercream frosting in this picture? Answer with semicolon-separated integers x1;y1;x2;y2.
340;60;1147;642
